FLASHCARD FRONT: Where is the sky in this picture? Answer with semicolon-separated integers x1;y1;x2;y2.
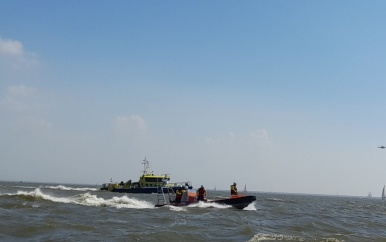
1;1;386;196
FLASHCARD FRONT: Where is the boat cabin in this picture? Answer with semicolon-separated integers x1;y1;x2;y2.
137;173;171;188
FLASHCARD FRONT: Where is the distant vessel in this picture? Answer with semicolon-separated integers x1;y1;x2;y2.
100;157;192;193
382;185;385;200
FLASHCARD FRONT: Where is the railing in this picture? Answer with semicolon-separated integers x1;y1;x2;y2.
156;187;176;206
166;181;193;189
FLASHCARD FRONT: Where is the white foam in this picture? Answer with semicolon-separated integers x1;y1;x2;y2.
5;188;154;209
188;201;231;209
168;205;187;212
248;233;305;241
248;233;345;242
14;188;74;203
11;185;38;189
44;185;97;191
104;195;154;209
243;201;257;211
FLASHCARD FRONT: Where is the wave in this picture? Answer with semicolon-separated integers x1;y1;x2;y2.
243;201;257;210
44;185;97;192
6;185;39;189
248;233;304;241
187;201;231;209
163;201;248;210
247;233;346;242
168;205;188;212
1;184;97;192
1;188;154;209
266;198;285;202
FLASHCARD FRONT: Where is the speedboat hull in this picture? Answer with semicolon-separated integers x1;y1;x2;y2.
156;195;256;209
208;195;256;209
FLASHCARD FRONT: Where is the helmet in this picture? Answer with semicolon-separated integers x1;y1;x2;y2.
185;186;188;190
201;185;204;188
233;182;237;185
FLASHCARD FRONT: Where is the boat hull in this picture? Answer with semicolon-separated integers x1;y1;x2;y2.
209;195;256;209
156;195;256;209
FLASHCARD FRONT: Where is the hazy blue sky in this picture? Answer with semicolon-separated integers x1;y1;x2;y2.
1;1;386;196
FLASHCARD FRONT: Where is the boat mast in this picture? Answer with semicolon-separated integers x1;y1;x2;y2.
142;157;150;176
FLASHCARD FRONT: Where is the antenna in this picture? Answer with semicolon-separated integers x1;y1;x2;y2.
142;157;150;175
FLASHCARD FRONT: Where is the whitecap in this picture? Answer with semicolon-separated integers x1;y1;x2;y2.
105;195;154;209
44;185;97;191
5;188;154;209
248;233;305;241
248;233;346;242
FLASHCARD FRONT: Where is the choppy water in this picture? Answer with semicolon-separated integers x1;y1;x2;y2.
1;181;385;241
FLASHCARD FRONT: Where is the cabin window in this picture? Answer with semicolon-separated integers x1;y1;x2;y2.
145;177;163;182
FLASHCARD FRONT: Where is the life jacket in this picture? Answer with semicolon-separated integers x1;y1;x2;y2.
198;188;206;196
230;185;238;195
176;189;183;197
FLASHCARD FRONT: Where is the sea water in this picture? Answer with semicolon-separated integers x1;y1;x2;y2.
1;181;385;241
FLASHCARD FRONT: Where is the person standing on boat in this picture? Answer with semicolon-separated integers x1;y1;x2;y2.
197;185;207;201
175;186;183;203
230;182;238;195
181;186;189;203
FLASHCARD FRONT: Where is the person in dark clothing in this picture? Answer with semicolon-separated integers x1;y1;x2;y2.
175;187;183;203
197;185;207;201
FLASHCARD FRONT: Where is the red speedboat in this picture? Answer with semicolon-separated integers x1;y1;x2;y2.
155;188;256;209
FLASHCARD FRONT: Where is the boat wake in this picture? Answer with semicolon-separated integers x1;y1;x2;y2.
243;201;257;211
168;205;187;212
161;202;230;211
188;201;231;209
1;188;154;209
